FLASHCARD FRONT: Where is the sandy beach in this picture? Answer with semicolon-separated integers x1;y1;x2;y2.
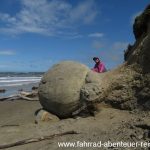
0;99;41;125
0;98;150;150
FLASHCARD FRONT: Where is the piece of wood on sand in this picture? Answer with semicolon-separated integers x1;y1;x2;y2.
0;131;79;149
0;91;38;101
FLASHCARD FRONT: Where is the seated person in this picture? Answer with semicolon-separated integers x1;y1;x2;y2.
92;57;107;73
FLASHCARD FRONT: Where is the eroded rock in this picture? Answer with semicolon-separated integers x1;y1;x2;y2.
35;109;60;124
38;61;90;118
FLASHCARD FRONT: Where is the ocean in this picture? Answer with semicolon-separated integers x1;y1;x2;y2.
0;72;44;98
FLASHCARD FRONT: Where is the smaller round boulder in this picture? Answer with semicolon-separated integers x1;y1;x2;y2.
35;109;59;124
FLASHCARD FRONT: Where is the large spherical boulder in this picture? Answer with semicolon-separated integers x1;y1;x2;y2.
38;61;90;118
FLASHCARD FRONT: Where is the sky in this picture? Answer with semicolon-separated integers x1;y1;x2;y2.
0;0;149;72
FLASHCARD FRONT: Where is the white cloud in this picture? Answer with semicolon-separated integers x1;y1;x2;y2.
88;32;104;38
70;0;98;24
112;42;128;50
0;0;98;37
0;50;15;55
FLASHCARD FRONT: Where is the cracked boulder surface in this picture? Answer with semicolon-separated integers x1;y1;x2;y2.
39;61;106;118
39;61;89;118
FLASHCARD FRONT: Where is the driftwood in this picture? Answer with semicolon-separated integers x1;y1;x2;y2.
1;124;19;128
0;130;78;149
18;95;38;101
0;91;38;101
0;95;19;101
20;91;38;97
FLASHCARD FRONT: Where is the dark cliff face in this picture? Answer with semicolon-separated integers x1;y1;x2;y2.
124;4;150;74
133;4;150;40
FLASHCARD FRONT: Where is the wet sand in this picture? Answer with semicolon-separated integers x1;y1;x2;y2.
0;99;41;125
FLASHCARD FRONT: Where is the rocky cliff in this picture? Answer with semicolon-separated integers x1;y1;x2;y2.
104;5;150;110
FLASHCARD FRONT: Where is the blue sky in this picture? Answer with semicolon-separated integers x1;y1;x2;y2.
0;0;149;72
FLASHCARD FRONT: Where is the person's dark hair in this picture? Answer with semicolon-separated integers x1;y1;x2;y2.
93;57;99;61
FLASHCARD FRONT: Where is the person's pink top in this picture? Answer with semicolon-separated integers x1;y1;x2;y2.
92;62;106;73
